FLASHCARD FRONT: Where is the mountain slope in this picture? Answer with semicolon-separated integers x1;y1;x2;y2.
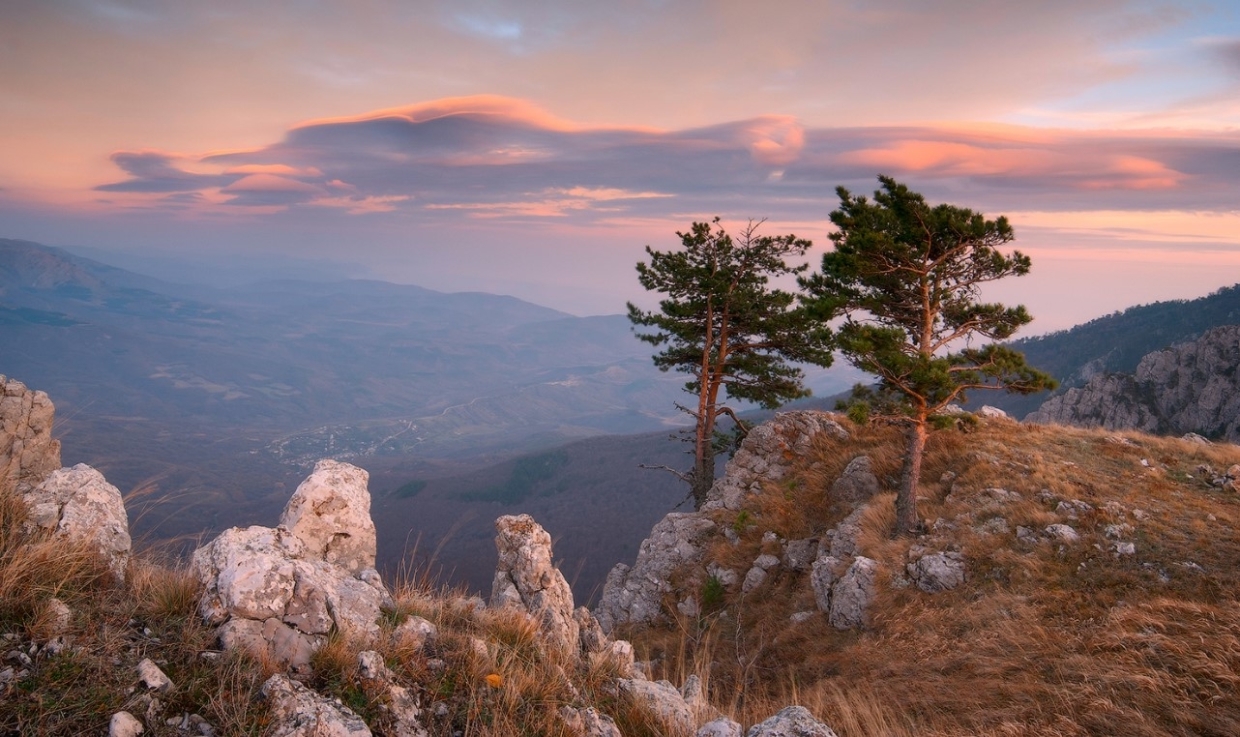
982;283;1240;418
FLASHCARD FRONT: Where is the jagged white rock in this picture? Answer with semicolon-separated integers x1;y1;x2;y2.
191;461;387;669
0;375;61;496
24;464;131;580
280;460;376;575
490;514;580;654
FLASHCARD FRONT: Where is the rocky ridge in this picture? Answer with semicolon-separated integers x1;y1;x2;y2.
1028;324;1240;441
2;378;844;737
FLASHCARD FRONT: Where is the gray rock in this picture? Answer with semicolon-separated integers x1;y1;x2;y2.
698;717;744;737
810;556;842;613
1114;541;1136;556
137;658;174;692
192;461;388;669
827;507;866;559
618;678;696;735
490;514;579;654
907;552;966;593
0;376;61;497
789;611;816;624
782;538;817;572
596;514;716;632
1056;500;1094;519
24;464;131;580
830;455;879;503
829;557;877;630
1028;326;1240;442
575;606;608;654
561;705;623;737
707;563;740;589
703;411;849;512
279;460;376;575
357;651;427;737
1045;524;1081;543
394;615;437;648
262;673;372;736
109;711;145;737
746;705;839;736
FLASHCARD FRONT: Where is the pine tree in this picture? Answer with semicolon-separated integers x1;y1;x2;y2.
802;177;1056;534
628;218;834;509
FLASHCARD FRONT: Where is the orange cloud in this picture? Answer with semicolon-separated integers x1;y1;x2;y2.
837;130;1187;191
743;116;805;166
293;94;660;135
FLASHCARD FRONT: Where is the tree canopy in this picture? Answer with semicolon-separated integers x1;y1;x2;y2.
628;218;834;509
802;176;1055;534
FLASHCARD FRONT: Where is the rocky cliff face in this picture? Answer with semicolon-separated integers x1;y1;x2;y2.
1028;325;1240;441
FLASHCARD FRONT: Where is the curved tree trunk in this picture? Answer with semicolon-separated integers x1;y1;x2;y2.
895;420;927;535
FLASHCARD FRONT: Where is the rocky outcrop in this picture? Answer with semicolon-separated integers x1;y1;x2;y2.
595;513;716;633
192;460;389;670
490;514;580;654
704;411;849;512
597;412;848;632
0;375;61;497
1028;325;1240;441
22;463;131;579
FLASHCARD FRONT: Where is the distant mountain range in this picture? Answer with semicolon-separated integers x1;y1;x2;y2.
5;235;1237;598
0;237;849;596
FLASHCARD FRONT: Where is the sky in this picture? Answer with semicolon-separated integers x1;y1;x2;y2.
2;0;1239;333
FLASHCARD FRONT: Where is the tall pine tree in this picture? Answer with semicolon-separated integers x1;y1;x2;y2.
628;219;834;509
802;177;1055;534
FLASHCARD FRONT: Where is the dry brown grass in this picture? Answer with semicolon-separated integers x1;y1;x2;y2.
629;418;1240;736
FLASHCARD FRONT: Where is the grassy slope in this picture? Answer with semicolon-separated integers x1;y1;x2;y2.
4;417;1239;736
626;418;1240;736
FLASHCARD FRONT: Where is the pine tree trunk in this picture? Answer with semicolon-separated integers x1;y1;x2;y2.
895;420;927;535
692;451;714;510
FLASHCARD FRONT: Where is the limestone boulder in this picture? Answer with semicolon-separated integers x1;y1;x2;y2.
191;461;388;668
617;678;696;735
810;556;842;613
262;673;372;737
828;557;877;630
279;460;375;574
23;464;130;579
490;514;580;654
829;455;879;504
746;706;839;737
560;706;623;737
0;375;61;496
907;551;966;593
